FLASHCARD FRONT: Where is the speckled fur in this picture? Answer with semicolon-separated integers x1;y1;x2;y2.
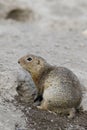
18;54;82;117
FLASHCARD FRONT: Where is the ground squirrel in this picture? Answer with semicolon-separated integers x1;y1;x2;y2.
18;54;82;118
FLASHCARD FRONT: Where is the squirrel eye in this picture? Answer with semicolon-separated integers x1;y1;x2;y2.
27;57;32;61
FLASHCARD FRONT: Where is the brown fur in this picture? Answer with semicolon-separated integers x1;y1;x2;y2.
18;54;82;118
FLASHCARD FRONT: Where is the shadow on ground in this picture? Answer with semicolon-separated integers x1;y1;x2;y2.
13;95;87;130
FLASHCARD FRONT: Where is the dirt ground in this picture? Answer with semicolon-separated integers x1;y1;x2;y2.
1;0;87;130
13;95;87;130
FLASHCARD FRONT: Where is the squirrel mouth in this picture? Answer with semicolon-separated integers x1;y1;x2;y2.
28;70;31;73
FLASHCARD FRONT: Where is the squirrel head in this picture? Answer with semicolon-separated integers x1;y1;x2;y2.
18;54;49;80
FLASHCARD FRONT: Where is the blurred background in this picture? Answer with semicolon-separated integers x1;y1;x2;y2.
0;0;87;130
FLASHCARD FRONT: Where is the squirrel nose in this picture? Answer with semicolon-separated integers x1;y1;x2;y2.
18;60;20;64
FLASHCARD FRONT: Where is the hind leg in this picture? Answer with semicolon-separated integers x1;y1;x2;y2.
52;107;76;118
68;108;76;118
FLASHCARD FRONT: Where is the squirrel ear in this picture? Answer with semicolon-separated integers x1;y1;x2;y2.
37;60;40;65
